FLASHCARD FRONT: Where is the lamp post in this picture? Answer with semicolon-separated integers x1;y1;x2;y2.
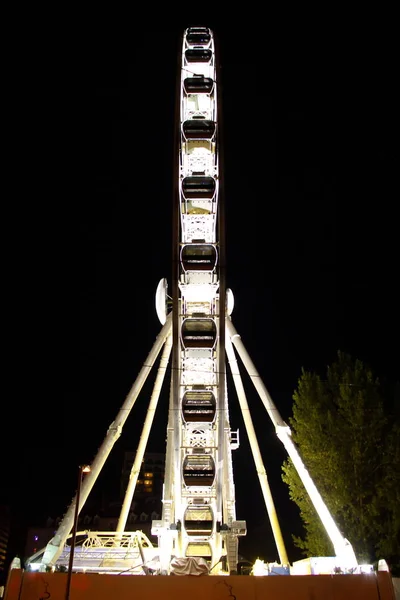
65;465;90;600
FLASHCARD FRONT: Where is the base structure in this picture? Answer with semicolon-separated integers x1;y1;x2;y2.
4;568;396;600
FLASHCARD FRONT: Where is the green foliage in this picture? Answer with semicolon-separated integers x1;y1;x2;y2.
282;351;400;572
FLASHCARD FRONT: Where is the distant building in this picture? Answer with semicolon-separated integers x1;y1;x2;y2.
0;506;10;585
117;451;165;540
120;452;165;500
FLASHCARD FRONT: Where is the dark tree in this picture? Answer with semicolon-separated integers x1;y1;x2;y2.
282;351;400;573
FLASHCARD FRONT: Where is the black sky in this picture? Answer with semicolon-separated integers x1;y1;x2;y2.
5;16;398;564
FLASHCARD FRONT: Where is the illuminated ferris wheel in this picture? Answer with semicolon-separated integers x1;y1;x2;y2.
28;26;359;578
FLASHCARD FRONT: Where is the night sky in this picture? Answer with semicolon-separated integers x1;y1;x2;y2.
4;17;398;566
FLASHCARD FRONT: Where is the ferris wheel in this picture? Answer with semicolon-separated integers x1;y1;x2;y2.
27;26;359;579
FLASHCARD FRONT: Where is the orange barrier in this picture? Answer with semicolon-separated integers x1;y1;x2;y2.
4;569;396;600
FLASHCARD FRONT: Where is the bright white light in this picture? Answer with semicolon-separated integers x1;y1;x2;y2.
252;559;268;576
359;564;374;574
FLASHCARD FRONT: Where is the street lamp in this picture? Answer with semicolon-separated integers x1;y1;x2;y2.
65;465;91;600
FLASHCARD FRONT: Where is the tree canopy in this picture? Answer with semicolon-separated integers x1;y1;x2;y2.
281;351;400;574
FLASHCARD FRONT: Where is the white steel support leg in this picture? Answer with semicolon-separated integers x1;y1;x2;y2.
275;426;358;569
226;319;286;430
220;376;240;574
117;332;173;534
225;330;289;565
40;314;172;568
154;377;177;574
172;301;183;558
226;318;357;569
